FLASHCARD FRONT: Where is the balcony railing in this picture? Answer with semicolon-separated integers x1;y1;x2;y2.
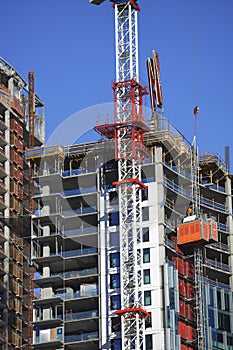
65;309;98;321
33;247;97;260
61;247;98;258
50;267;98;280
217;222;229;233
62;227;98;237
164;176;227;213
34;206;97;218
210;242;229;253
205;258;230;272
62;167;96;177
54;289;98;301
65;331;99;343
61;206;97;217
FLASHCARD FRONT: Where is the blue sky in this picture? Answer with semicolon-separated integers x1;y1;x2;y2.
1;0;233;163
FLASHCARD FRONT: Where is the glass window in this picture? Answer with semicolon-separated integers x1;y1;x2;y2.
145;312;152;328
169;288;175;310
209;286;214;305
110;253;120;268
218;311;230;332
227;335;233;346
142;228;149;242
217;332;223;346
111;317;121;332
57;328;63;341
142;207;149;221
208;307;215;328
143;269;150;284
143;248;150;263
111;338;121;350
142;188;148;201
110;274;120;289
35;328;40;337
217;290;221;309
111;295;121;310
109;212;119;226
146;334;153;349
225;292;230;311
109;191;118;203
144;291;151;306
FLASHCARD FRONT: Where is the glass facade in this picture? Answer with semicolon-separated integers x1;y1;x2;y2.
203;280;233;349
164;261;180;350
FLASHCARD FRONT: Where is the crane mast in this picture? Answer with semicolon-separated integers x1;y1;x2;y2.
92;1;149;349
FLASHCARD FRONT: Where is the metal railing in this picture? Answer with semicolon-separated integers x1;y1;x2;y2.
205;258;230;272
65;331;99;343
200;153;227;172
164;176;227;213
65;310;98;321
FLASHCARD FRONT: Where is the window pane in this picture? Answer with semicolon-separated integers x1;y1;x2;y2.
110;274;120;289
109;212;119;226
143;228;149;242
109;191;118;203
143;248;150;263
111;338;121;350
142;188;148;201
142;207;149;221
146;334;153;349
143;269;150;284
111;295;121;310
144;291;151;306
110;253;120;268
145;313;152;328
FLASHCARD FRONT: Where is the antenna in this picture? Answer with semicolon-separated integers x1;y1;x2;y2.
225;146;230;173
191;105;199;216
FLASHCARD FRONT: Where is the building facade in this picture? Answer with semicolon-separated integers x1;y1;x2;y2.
0;57;44;349
27;113;233;350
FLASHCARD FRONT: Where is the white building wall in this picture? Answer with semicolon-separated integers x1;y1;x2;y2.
143;180;165;349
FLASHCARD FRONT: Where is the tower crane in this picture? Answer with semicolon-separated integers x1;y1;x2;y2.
91;1;150;349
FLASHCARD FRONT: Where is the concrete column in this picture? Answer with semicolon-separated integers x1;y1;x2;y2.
43;226;50;237
41;205;50;216
8;77;14;95
41;185;50;196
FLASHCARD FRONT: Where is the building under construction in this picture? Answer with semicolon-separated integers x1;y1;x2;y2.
0;57;44;349
1;1;233;350
27;116;233;350
28;1;233;349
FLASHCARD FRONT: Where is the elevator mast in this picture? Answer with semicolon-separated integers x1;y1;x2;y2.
92;1;150;349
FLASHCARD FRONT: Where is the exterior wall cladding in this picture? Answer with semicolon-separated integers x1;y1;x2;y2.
0;58;45;349
27;113;233;350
